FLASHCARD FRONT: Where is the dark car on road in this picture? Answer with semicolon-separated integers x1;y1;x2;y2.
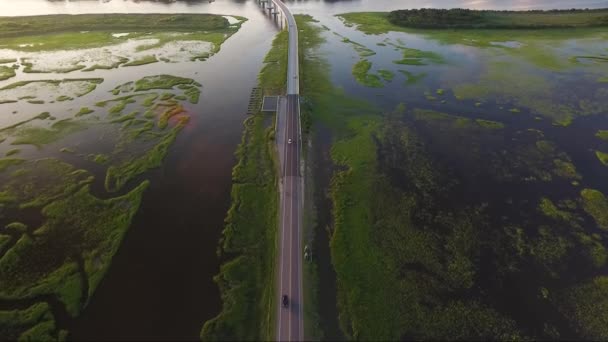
282;295;289;308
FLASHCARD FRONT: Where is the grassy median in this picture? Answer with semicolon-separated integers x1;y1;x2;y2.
200;28;285;341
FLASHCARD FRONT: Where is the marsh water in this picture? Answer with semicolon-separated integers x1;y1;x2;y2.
1;0;607;340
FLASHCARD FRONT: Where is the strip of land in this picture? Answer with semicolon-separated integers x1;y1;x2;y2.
387;8;608;29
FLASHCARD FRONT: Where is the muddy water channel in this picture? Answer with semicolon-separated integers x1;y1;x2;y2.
1;0;607;341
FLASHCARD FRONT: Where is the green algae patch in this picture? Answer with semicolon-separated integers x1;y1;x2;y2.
352;59;383;88
557;276;608;340
595;150;608;166
134;74;194;91
123;55;158;67
596;130;608;141
76;107;94;117
581;189;608;230
0;181;149;319
56;95;73;102
11;119;87;147
0;65;16;81
0;58;17;64
0;158;93;209
0;303;62;341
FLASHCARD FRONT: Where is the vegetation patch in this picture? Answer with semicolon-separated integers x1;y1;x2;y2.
557;276;608;340
76;107;94;117
581;188;608;230
11;119;87;148
0;303;64;341
0;181;149;318
123;55;158;67
352;59;383;88
387;8;608;29
0;65;16;81
0;158;93;209
134;74;193;91
393;46;444;65
596;150;608;166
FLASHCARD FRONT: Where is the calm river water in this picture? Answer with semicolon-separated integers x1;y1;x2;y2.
0;0;606;340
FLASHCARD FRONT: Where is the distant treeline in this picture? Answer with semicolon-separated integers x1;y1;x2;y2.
387;8;608;29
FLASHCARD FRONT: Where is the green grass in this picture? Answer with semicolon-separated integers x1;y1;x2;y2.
5;149;20;157
0;303;61;341
596;130;608;141
338;10;608;34
134;74;193;91
595;150;608;166
56;95;73;102
377;69;394;81
387;8;608;29
0;14;230;50
557;276;608;339
75;107;94;117
200;25;283;342
105;120;184;192
158;105;184;129
0;58;17;64
0;180;149;319
83;57;129;72
581;189;608;231
0;158;93;209
0;65;16;81
92;154;109;164
392;46;444;65
123;55;158;67
11;119;87;148
352;59;383;88
258;29;288;95
475;119;505;129
398;70;426;84
0;158;25;172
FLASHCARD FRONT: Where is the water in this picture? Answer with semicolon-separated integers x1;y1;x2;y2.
1;0;607;340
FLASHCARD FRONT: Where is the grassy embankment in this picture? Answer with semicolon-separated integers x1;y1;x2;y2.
302;13;608;340
200;30;285;341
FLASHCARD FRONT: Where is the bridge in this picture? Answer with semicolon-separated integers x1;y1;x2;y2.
256;0;304;340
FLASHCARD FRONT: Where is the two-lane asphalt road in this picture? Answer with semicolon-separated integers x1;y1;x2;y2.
276;94;303;342
272;0;303;340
